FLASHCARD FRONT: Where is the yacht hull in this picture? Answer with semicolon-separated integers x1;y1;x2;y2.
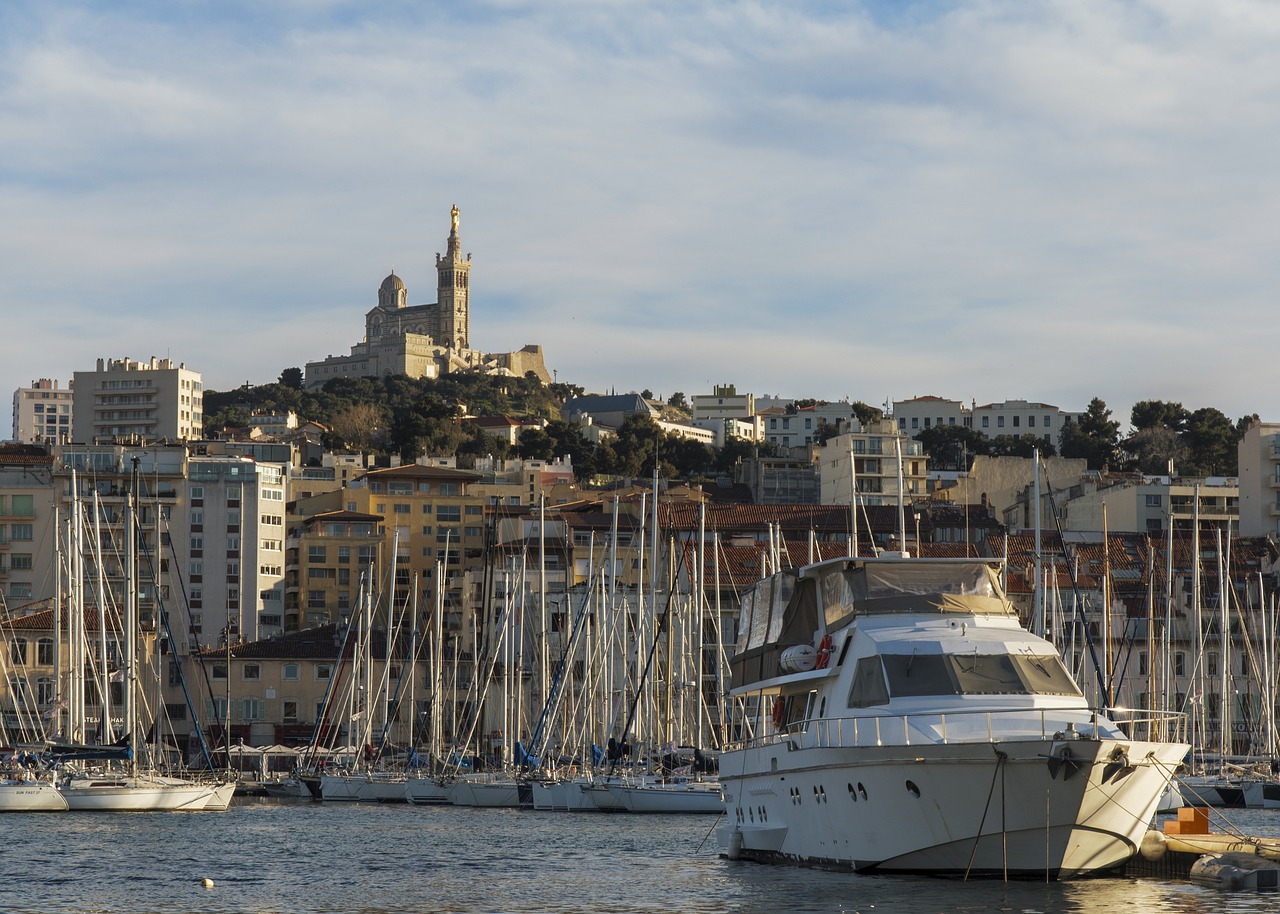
0;780;69;812
719;737;1184;877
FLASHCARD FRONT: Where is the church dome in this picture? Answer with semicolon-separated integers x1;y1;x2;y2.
380;272;406;293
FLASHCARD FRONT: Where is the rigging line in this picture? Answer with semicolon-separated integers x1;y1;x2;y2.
694;811;726;855
964;747;1007;882
1147;753;1256;844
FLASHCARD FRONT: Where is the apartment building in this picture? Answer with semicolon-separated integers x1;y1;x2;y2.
11;379;73;444
1238;421;1280;538
817;422;929;506
0;445;54;609
72;357;203;442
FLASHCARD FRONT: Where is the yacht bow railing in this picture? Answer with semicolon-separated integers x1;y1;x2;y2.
732;706;1187;752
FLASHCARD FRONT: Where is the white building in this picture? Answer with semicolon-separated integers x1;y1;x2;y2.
892;395;1077;447
49;444;286;651
11;379;74;444
1238;421;1280;537
72;357;203;443
818;421;929;506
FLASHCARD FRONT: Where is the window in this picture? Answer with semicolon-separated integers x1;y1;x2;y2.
1207;653;1219;676
37;677;55;705
997;416;1005;428
282;700;299;724
1012;416;1020;427
1146;494;1162;507
10;638;27;665
11;524;32;541
437;505;461;523
241;698;265;721
981;416;989;428
338;546;351;562
37;638;54;665
212;663;228;680
308;590;326;608
10;553;32;570
1175;652;1186;676
315;663;333;681
243;663;261;681
393;503;410;514
308;545;327;563
465;505;483;516
439;483;460;496
1028;415;1036;427
283;663;300;681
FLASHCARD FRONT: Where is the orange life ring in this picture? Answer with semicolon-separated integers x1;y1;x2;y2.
815;634;833;670
772;696;785;730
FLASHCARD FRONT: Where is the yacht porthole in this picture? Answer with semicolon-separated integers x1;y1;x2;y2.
858;782;868;800
847;783;857;801
906;780;921;798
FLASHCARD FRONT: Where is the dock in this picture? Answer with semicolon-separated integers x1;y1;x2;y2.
1126;807;1280;888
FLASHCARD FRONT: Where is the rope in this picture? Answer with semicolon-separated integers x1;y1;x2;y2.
695;811;726;855
964;747;1007;881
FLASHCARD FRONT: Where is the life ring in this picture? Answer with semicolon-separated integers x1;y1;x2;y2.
815;634;833;669
772;696;785;730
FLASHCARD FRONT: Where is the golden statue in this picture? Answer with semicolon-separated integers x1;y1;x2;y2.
451;204;460;234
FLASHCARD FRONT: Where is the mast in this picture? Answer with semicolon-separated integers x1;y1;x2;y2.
1032;450;1044;637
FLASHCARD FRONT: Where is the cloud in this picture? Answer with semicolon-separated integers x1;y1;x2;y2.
3;0;1279;435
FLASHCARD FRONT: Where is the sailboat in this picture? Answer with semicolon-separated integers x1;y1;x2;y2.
54;469;214;811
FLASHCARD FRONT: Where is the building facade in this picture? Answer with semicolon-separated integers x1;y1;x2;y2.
12;379;74;444
72;357;203;443
1238;421;1280;538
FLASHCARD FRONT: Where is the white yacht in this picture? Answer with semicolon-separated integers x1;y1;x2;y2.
717;555;1188;878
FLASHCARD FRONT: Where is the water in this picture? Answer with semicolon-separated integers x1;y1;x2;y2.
5;802;1280;914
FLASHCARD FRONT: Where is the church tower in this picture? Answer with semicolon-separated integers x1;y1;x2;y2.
435;204;471;350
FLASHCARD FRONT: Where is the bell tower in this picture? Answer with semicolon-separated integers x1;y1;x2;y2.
435;204;471;350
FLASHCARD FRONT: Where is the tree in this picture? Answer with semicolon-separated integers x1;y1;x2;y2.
1123;426;1188;475
1130;400;1187;432
278;367;304;390
667;392;689;411
328;403;386;452
850;401;883;428
1182;407;1239;476
611;414;663;477
987;434;1055;459
915;426;988;470
515;428;554;460
1060;397;1121;470
640;389;654;401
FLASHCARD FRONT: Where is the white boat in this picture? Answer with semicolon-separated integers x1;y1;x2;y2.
444;775;524;807
530;777;596;811
716;554;1188;878
201;780;238;811
0;776;69;812
261;776;313;799
583;778;722;813
319;770;408;803
404;776;451;805
59;772;213;811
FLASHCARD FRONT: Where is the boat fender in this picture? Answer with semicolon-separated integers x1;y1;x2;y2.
200;878;215;889
772;697;785;730
1139;829;1167;862
814;634;832;670
1190;852;1280;890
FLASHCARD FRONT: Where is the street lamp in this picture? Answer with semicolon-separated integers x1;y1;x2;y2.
913;510;922;556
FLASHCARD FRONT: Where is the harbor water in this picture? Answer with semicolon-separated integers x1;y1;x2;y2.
8;801;1280;914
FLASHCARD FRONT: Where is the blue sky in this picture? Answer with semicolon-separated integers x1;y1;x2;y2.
3;1;1278;432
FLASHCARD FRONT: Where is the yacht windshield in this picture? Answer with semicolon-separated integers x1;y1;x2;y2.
873;653;1080;700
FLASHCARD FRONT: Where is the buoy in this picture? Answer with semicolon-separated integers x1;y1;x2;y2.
200;877;215;889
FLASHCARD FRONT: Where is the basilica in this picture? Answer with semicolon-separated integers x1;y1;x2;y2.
304;206;550;388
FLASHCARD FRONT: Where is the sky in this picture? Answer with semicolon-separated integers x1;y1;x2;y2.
3;0;1279;435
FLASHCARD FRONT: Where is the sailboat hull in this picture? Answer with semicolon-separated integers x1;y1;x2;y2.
60;775;213;811
0;779;69;812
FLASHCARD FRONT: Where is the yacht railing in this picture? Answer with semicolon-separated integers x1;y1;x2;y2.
731;706;1187;753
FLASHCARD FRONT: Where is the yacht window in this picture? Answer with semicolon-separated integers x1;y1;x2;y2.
748;579;772;650
847;656;890;708
882;654;958;697
950;654;1024;694
820;567;863;629
880;652;1081;697
865;563;998;600
1011;655;1080;695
